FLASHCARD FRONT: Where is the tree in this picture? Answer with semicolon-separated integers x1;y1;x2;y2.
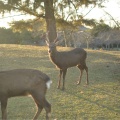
0;0;106;43
91;22;111;37
0;27;20;44
103;10;120;28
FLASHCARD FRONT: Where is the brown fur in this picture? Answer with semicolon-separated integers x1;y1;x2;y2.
0;69;51;120
47;41;88;90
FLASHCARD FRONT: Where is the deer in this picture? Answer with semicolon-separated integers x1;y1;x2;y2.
46;33;88;90
0;69;52;120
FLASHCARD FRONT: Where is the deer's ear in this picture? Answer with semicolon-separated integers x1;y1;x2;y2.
46;31;50;46
55;39;63;46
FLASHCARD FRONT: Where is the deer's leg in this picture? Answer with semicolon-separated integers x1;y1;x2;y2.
32;96;43;120
33;105;43;120
32;92;51;120
62;68;67;90
57;69;63;89
85;66;89;85
77;65;84;85
1;97;8;120
44;99;51;120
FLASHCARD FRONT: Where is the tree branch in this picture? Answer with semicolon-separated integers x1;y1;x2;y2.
103;9;120;28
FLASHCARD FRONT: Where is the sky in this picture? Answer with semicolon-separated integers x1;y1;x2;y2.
0;0;120;28
83;0;120;26
0;13;35;28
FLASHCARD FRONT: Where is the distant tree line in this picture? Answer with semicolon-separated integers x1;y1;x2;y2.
0;21;120;50
0;27;45;45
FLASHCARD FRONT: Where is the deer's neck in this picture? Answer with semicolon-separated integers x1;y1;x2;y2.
49;49;58;64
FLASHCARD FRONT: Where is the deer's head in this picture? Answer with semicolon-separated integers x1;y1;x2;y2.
46;42;56;53
46;32;60;54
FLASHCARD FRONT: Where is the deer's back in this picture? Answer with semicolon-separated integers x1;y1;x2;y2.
0;69;49;98
50;48;87;69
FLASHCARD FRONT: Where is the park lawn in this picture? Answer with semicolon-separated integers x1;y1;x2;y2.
0;44;120;120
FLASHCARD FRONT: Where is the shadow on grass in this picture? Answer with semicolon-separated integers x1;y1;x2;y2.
65;87;120;114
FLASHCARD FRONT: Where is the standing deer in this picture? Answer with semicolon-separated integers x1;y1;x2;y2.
0;69;52;120
46;34;88;90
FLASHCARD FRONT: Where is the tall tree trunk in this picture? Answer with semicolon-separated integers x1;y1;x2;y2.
44;0;57;42
117;44;119;49
86;40;89;49
63;30;68;47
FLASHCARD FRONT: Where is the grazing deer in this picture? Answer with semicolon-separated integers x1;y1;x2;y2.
46;34;88;90
0;69;52;120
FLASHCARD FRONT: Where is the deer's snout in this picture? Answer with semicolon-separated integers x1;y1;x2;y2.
48;49;52;53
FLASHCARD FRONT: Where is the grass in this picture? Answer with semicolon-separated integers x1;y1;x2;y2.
0;44;120;120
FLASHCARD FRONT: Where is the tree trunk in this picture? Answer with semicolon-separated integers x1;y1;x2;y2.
86;40;89;49
111;44;113;49
44;0;57;42
108;44;110;50
71;31;75;47
117;44;119;49
63;30;68;47
105;44;107;49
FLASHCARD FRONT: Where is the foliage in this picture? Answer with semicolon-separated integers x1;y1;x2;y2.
90;23;120;48
56;18;75;31
0;0;108;43
0;27;44;45
0;27;20;44
0;0;106;30
92;28;120;48
91;23;111;37
9;18;46;33
0;0;103;14
9;20;33;32
0;44;119;119
0;26;120;48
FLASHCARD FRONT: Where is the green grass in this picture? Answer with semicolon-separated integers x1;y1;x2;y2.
0;44;120;120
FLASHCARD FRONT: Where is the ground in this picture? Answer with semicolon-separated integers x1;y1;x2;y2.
0;44;120;120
